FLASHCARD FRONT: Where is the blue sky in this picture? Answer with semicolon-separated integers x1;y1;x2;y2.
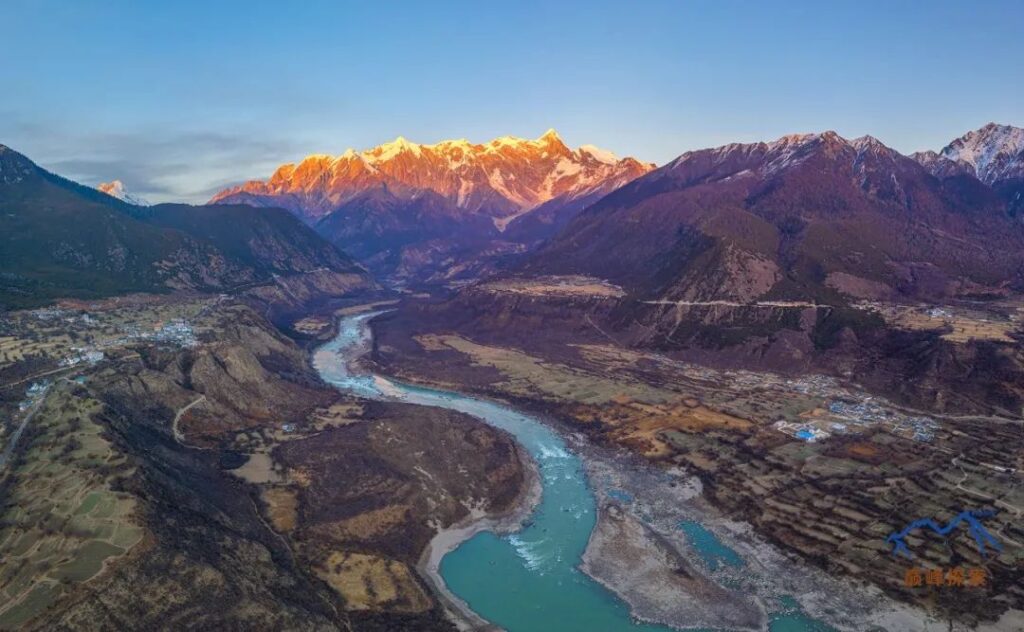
2;0;1022;202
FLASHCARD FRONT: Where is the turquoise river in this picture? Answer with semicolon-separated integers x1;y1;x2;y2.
313;312;834;632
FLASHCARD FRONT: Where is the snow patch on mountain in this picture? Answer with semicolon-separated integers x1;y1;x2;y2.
579;144;618;164
936;123;1024;184
98;180;150;206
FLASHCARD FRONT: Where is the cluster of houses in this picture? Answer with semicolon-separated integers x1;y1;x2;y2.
59;347;105;367
149;320;198;347
17;381;49;412
28;307;67;321
117;319;198;348
774;397;939;444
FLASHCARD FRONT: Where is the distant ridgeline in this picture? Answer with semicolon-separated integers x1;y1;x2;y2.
887;509;1002;558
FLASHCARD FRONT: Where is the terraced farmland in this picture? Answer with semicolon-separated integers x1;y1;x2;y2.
0;384;143;629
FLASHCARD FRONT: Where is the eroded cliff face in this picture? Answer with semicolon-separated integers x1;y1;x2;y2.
14;299;524;631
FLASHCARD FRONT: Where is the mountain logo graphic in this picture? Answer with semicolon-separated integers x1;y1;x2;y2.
886;509;1002;558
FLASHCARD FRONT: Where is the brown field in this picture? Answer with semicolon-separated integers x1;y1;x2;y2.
417;334;675;405
860;302;1021;343
316;552;431;612
318;505;412;542
291;316;331;335
566;400;754;458
476;275;625;298
261;487;299;533
335;300;400;316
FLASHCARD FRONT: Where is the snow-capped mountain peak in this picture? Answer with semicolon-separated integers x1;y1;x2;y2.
936;123;1024;184
97;180;150;206
210;131;654;224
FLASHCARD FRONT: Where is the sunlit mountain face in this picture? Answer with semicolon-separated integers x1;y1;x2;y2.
210;130;653;283
211;130;652;225
97;180;150;206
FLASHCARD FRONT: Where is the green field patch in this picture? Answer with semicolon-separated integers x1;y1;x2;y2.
110;524;143;549
34;538;61;558
0;388;144;619
73;491;102;516
49;541;123;583
6;532;35;558
2;562;39;599
0;582;61;630
90;495;117;520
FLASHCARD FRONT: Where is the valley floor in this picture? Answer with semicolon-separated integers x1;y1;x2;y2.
367;301;1024;630
1;285;1021;631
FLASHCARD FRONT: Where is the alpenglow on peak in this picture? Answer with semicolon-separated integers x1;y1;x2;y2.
209;130;654;222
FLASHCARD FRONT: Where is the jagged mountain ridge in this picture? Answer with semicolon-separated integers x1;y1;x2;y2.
210;130;652;282
211;130;652;226
914;122;1024;216
936;123;1024;184
522;129;1024;302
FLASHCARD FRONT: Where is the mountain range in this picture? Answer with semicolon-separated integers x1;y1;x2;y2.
0;144;369;309
522;126;1024;304
6;122;1024;309
404;123;1024;415
210;130;652;281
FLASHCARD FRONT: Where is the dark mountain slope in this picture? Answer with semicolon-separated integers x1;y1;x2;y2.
0;144;368;308
141;202;363;278
524;132;1023;302
313;186;498;277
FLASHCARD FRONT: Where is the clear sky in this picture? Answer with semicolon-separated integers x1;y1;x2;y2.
2;0;1022;202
